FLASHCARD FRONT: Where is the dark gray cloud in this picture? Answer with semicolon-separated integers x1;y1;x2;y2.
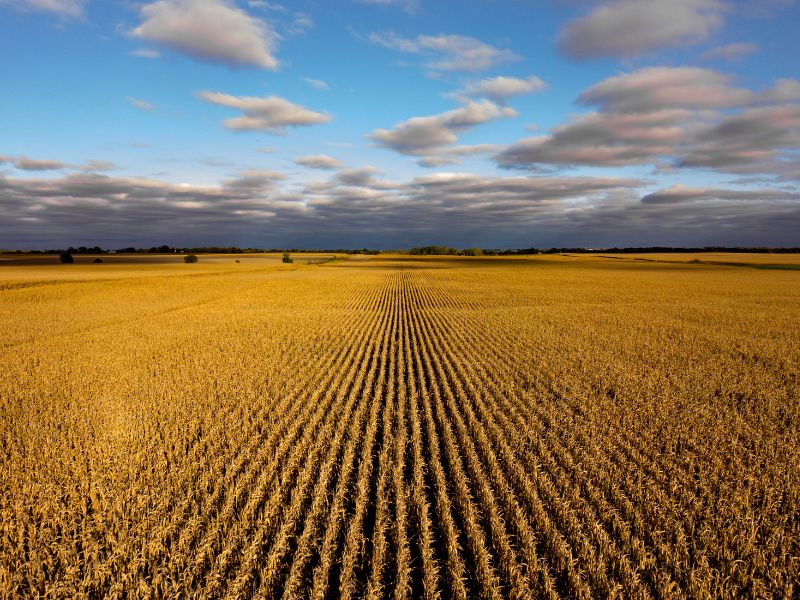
3;168;798;249
641;184;799;204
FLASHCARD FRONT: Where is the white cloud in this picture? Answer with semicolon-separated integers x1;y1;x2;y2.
132;0;278;70
0;0;86;18
701;42;759;61
198;91;331;134
369;32;518;73
286;11;313;35
130;48;161;59
369;100;516;156
767;78;800;103
294;155;343;170
302;77;330;91
247;1;287;12
126;96;155;111
356;0;419;14
558;0;725;59
457;75;547;103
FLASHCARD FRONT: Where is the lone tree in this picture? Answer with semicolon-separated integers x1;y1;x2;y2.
282;252;293;264
184;254;198;263
59;252;74;264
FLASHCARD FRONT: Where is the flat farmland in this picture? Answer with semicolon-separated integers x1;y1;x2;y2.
1;255;798;598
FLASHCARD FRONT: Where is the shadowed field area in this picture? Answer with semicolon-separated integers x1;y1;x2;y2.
1;255;798;598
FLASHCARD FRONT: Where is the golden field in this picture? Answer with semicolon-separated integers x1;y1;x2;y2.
1;254;798;598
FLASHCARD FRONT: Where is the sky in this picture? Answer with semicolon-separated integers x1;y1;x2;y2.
1;0;799;249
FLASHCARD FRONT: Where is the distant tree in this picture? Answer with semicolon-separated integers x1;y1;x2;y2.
282;252;293;264
59;252;74;264
410;246;459;256
461;247;483;256
184;254;198;263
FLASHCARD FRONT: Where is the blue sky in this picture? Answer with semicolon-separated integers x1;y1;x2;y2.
1;0;799;249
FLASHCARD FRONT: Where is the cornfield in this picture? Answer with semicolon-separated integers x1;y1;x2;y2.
1;255;799;598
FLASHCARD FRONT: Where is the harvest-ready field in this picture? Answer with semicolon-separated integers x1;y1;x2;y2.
1;254;799;598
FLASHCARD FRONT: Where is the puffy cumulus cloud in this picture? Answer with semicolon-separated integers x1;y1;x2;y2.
558;0;725;59
456;75;547;103
496;66;800;179
767;78;800;103
677;105;800;170
641;184;799;204
334;166;395;188
132;0;278;70
701;42;759;61
577;67;754;113
0;0;86;18
222;169;286;193
368;32;518;73
198;91;331;134
294;155;343;170
496;109;690;168
369;100;516;157
2;168;799;248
